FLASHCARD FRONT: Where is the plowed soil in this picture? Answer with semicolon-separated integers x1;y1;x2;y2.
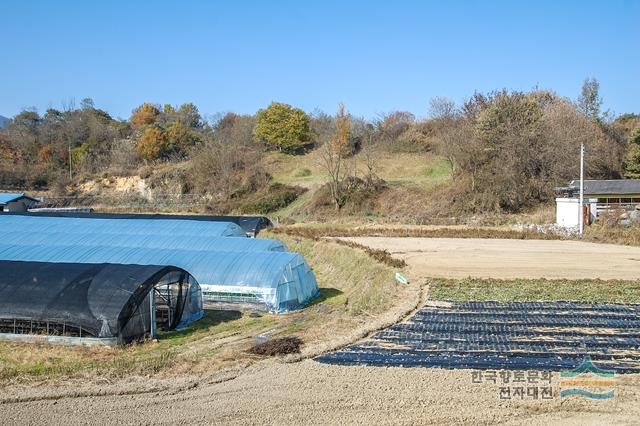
345;237;640;280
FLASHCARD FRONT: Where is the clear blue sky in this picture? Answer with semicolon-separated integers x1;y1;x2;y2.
1;0;638;120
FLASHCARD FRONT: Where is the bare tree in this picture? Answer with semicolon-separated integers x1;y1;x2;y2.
428;97;456;119
577;77;602;120
318;104;351;210
351;118;378;184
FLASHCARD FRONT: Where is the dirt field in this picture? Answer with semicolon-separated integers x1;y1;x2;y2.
2;237;640;425
2;359;639;425
344;237;640;280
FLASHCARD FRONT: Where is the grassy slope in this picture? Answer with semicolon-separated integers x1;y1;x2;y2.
265;149;453;221
265;150;452;188
0;234;407;383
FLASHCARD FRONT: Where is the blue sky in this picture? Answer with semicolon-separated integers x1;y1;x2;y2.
1;1;638;120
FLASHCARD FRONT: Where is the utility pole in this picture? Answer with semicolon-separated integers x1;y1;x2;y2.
579;143;585;235
68;143;72;180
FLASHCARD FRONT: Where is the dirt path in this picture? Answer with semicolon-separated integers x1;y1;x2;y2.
344;237;640;280
1;360;639;425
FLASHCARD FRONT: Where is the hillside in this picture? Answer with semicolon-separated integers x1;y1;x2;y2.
2;92;637;225
0;115;8;128
59;148;456;225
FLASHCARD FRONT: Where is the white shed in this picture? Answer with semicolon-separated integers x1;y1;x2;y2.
555;197;596;228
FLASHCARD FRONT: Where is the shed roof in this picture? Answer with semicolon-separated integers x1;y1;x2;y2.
0;193;40;205
568;179;640;195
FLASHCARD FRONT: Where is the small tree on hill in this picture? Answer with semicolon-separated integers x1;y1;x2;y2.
167;121;201;155
136;127;168;160
130;103;161;129
577;78;602;120
319;103;351;210
624;127;640;178
254;102;310;153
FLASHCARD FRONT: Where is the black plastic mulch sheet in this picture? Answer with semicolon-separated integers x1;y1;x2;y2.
315;301;640;373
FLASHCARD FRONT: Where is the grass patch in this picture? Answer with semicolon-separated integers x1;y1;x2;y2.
424;160;452;180
429;278;640;304
265;232;399;316
272;225;562;241
0;309;279;382
292;168;312;178
584;224;640;247
271;190;314;222
239;183;306;214
270;227;406;268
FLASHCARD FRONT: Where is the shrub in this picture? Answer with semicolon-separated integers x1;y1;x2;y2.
292;168;312;178
306;176;386;215
240;183;306;214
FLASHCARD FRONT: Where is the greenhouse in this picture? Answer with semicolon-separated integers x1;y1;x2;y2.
0;260;203;345
0;245;319;313
0;231;287;252
5;212;272;236
0;215;245;237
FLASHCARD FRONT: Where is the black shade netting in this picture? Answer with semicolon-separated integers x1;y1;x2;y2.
0;260;201;343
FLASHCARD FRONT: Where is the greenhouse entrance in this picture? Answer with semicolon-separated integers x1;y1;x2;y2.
152;274;196;333
0;261;204;346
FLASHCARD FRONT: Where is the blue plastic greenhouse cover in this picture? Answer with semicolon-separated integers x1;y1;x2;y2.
0;215;245;237
0;231;287;252
4;212;272;236
0;244;319;313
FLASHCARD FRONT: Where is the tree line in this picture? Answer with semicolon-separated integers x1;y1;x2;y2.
1;79;638;214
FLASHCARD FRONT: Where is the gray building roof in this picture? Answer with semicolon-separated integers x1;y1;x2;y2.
0;193;40;205
565;180;640;196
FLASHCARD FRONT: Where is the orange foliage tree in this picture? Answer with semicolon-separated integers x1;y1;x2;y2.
130;103;160;129
136;127;168;160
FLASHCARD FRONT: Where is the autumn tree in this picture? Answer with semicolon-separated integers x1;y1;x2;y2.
166;121;201;155
130;103;161;129
136;127;168;160
319;104;351;210
254;102;311;153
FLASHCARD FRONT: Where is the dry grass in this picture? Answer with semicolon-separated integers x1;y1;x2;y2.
271;224;562;241
270;227;407;268
264;150;450;188
583;223;640;247
429;277;640;304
